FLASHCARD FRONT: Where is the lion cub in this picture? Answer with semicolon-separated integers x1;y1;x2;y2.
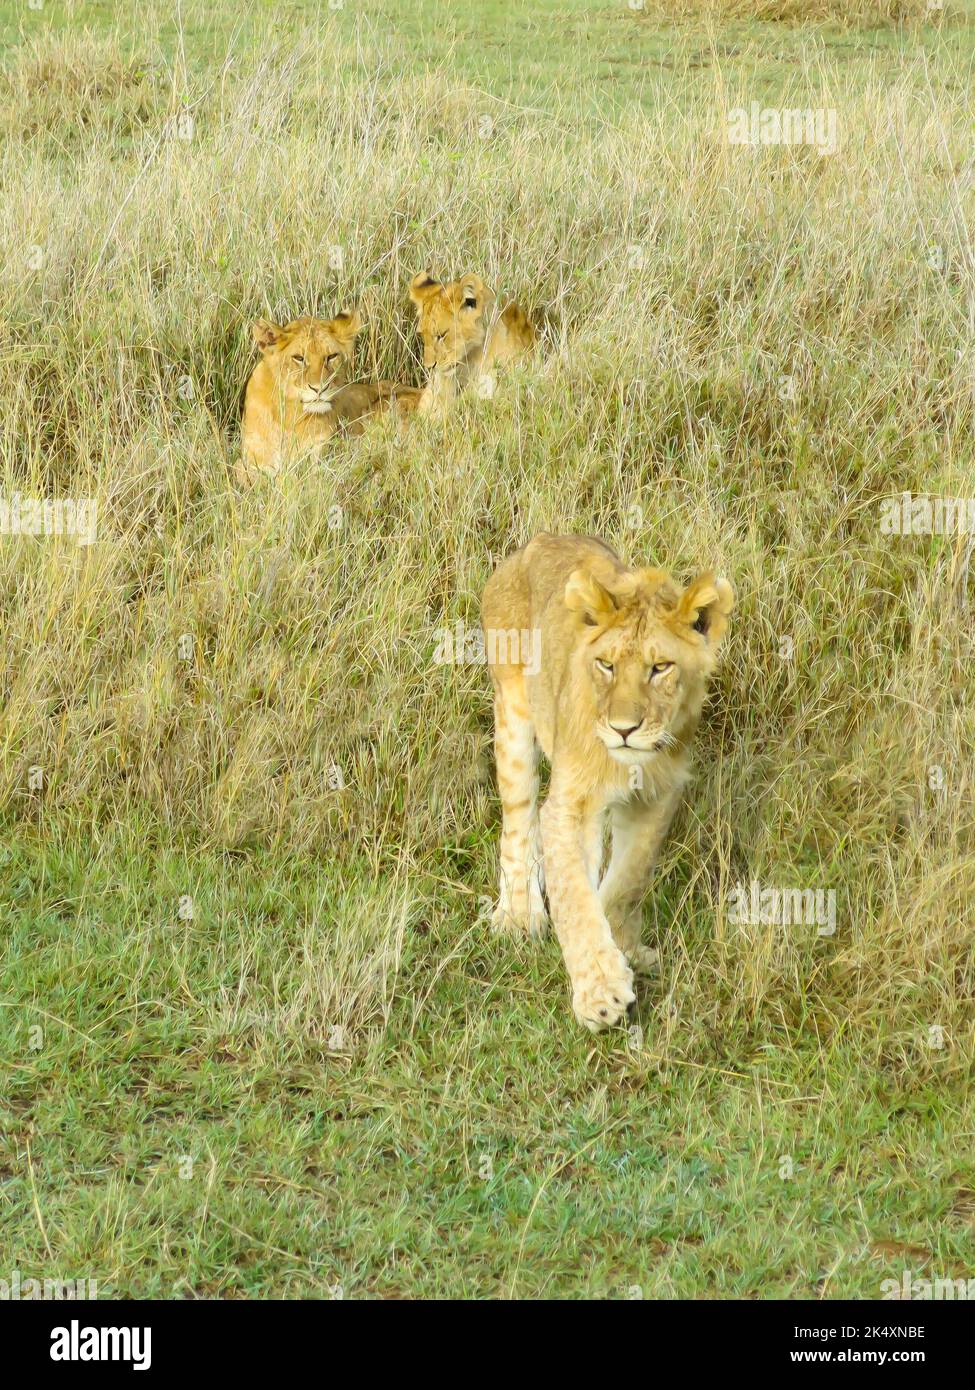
482;534;733;1032
238;313;421;483
408;271;535;416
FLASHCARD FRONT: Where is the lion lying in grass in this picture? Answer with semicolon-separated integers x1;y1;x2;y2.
409;271;536;416
237;312;421;483
482;533;733;1031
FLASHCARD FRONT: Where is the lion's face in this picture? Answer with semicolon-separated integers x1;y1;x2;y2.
252;313;361;413
409;272;495;371
565;567;734;765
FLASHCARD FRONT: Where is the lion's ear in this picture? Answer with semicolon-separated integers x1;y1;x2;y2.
458;273;491;311
253;319;285;353
677;573;734;645
331;309;362;343
564;569;620;628
409;273;440;306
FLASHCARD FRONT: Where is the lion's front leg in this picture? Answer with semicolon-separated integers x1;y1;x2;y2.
583;812;605;889
490;681;547;939
599;786;683;975
540;794;634;1031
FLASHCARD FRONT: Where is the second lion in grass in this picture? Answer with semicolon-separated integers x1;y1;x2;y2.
409;271;535;416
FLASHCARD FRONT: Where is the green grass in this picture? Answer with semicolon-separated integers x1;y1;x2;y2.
7;827;973;1298
1;0;974;1298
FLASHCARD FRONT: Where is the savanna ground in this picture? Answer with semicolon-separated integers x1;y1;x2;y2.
0;0;973;1300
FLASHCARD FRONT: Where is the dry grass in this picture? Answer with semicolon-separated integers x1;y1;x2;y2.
635;0;940;22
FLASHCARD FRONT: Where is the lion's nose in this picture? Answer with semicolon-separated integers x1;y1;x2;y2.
609;720;641;741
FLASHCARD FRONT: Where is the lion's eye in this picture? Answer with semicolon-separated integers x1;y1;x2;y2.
292;354;305;364
595;659;614;675
650;662;674;678
325;353;339;365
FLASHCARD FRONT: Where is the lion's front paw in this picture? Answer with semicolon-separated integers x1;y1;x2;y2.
491;902;549;940
626;943;659;977
571;947;635;1031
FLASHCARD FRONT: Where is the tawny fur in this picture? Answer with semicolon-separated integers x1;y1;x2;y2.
481;532;734;1032
238;313;421;483
408;271;536;416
